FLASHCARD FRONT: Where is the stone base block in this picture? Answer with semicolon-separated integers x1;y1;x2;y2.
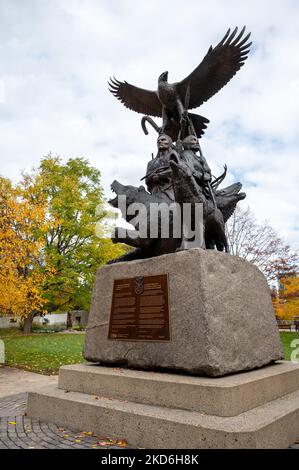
84;249;283;377
27;362;299;449
58;361;299;417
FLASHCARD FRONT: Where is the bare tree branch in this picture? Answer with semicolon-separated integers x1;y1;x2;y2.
226;206;298;284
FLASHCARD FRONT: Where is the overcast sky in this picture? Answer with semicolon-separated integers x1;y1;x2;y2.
0;0;298;248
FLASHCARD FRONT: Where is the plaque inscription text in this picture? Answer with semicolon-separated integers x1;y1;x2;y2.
108;274;170;341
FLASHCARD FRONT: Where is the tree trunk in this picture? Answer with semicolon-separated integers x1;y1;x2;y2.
23;313;34;335
66;312;73;329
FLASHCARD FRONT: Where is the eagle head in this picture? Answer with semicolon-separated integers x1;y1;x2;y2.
158;71;168;83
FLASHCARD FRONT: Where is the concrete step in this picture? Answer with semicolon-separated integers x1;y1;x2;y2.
27;383;299;449
58;362;299;417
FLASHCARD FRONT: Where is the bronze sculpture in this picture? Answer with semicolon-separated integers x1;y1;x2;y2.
107;27;251;263
109;27;251;141
144;134;175;199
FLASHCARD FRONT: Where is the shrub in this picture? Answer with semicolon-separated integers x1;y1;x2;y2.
32;323;66;333
72;324;85;332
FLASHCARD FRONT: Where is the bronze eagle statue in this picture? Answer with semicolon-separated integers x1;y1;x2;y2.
108;26;251;141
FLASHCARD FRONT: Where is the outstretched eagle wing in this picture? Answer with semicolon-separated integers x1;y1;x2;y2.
221;201;241;224
108;78;162;117
176;27;252;110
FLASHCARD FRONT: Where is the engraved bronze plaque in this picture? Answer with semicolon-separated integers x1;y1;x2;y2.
108;274;170;341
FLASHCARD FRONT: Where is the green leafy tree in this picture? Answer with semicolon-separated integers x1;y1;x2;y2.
20;155;126;330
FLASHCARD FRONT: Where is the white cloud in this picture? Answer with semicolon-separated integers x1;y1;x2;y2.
0;0;298;249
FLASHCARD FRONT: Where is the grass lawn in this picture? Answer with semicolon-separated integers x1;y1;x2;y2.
0;328;85;375
279;332;299;361
0;329;298;375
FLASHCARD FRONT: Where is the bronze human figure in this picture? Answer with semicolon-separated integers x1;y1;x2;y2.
143;134;176;199
180;135;212;198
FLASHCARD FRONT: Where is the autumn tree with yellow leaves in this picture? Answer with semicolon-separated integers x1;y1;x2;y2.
273;276;299;321
0;156;127;334
0;176;48;333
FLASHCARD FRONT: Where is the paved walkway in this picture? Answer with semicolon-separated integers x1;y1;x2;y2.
0;366;57;398
0;367;298;449
0;367;129;449
0;393;129;449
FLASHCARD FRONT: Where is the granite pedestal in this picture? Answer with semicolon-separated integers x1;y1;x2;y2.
26;249;299;449
84;249;282;376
